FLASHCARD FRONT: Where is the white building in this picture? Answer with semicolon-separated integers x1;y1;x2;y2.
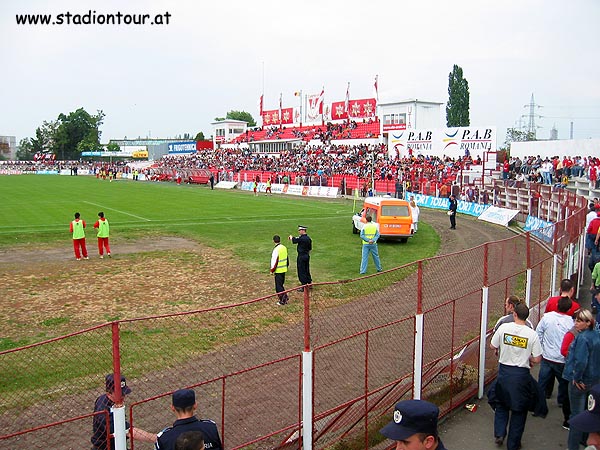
0;136;17;160
211;119;248;147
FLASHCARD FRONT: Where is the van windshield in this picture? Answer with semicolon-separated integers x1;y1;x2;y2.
381;205;410;217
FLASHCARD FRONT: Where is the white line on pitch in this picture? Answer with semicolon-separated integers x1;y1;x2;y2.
83;201;151;221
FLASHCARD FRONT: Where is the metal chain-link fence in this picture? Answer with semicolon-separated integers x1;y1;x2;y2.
1;195;587;450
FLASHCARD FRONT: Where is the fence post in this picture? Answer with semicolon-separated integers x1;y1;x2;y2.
478;243;489;398
478;286;489;399
302;289;313;450
111;322;127;450
568;242;574;278
525;233;532;307
578;233;586;288
413;261;424;400
552;253;559;297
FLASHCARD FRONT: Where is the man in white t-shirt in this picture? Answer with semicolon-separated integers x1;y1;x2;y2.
490;303;542;449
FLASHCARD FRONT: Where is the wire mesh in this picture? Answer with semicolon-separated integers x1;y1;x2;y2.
1;193;587;449
0;325;112;443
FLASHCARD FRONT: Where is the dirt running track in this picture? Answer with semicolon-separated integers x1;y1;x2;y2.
0;209;517;449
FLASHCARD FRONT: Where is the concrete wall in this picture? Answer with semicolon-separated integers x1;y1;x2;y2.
511;138;600;158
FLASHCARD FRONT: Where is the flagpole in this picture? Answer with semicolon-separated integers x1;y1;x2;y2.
376;74;383;146
300;90;303;127
261;61;265;128
321;85;325;126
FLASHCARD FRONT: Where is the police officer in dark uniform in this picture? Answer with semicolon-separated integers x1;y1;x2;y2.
289;225;312;290
91;374;156;450
380;399;448;449
156;389;222;450
448;195;458;230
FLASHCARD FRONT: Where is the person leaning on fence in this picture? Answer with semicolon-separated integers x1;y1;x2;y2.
155;389;222;450
91;374;156;450
380;399;448;449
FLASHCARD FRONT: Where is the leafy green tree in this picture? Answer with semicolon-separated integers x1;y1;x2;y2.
106;142;121;152
30;127;49;154
195;131;205;141
17;138;35;160
501;128;536;153
54;108;105;159
227;111;256;127
214;111;256;127
446;65;470;127
39;120;58;153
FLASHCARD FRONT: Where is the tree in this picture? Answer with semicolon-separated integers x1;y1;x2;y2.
54;108;105;159
228;111;256;127
39;120;58;153
501;127;536;153
214;111;256;127
16;138;35;160
29;127;48;154
106;142;121;152
446;65;470;127
195;131;205;141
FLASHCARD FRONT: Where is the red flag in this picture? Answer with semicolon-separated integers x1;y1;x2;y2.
259;94;264;116
318;87;325;114
374;75;379;102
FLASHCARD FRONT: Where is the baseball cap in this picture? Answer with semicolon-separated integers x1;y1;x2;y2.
172;389;196;408
298;225;307;231
569;384;600;433
105;374;132;395
380;400;439;441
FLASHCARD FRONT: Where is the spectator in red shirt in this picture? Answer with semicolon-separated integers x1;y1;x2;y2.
545;278;580;316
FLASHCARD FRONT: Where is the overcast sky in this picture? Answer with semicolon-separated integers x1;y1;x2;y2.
2;0;599;146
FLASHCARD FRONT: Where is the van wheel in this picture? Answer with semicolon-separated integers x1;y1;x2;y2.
352;223;358;234
400;238;408;243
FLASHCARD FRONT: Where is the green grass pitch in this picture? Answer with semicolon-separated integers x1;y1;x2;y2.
0;175;439;281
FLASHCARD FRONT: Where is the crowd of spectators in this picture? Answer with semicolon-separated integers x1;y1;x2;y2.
3;146;600;193
0;159;134;175
502;155;600;189
148;143;476;186
236;119;378;144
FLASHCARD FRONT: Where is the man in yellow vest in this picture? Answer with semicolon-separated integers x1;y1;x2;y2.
270;235;289;306
70;212;89;260
93;211;111;259
360;215;382;274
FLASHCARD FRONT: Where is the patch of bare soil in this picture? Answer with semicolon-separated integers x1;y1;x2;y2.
0;236;272;341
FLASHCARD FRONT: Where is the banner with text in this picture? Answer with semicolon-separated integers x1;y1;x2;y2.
524;215;555;243
388;126;496;159
410;193;490;217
